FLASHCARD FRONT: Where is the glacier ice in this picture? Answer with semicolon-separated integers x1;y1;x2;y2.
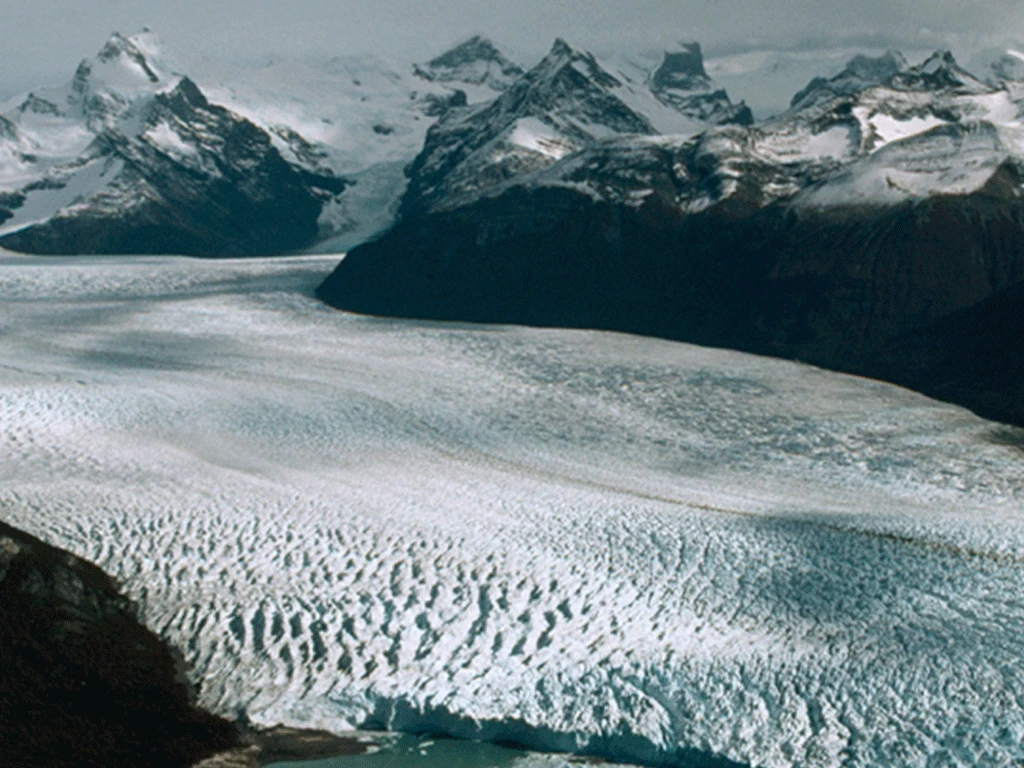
1;255;1023;767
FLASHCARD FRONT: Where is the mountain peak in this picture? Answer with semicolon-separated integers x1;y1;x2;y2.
429;36;505;68
160;76;210;111
651;43;711;93
790;49;934;111
96;31;160;83
647;43;751;126
891;50;992;94
532;39;622;90
920;49;958;74
841;50;908;83
97;32;134;60
549;38;575;59
988;49;1024;83
64;28;173;125
415;36;524;91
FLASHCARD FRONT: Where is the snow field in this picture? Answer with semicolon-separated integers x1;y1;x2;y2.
0;256;1023;767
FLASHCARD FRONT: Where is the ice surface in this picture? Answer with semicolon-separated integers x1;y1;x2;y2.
1;256;1023;768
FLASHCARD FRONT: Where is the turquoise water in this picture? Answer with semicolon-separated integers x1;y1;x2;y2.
264;733;614;768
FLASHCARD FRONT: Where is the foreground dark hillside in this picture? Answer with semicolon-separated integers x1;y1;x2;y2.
0;521;240;768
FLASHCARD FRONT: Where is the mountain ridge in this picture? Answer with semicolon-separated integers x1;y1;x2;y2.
0;31;348;256
319;46;1024;427
398;37;752;219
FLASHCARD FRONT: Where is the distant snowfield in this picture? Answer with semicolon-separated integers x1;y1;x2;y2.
1;256;1023;768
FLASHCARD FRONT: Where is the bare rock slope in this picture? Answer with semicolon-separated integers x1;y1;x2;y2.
0;520;239;768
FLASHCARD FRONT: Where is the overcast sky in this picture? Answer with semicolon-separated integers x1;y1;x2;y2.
2;0;1023;95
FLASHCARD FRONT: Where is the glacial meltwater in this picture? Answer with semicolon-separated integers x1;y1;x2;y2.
264;732;641;768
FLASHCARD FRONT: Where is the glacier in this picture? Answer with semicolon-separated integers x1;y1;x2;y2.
1;254;1023;767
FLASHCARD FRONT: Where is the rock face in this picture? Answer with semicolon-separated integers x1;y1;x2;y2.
0;31;344;256
649;43;754;126
0;520;239;768
181;37;527;254
319;50;1024;427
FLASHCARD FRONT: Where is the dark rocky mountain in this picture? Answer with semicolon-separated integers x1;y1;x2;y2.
649;43;754;126
0;32;345;257
1;77;343;256
319;49;1024;427
0;520;239;767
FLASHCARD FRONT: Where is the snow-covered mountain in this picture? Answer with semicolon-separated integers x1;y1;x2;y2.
715;49;1020;207
320;49;1024;428
647;43;753;126
0;31;537;256
186;38;524;253
399;38;752;217
413;35;525;91
0;31;345;256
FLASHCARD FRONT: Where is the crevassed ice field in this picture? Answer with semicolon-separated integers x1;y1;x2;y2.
1;254;1023;768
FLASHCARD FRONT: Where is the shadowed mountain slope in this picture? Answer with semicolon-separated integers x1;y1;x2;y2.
0;520;240;768
319;50;1024;427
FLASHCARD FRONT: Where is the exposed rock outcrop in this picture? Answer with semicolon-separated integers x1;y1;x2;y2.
0;520;240;768
399;38;751;219
649;43;754;126
414;36;525;91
